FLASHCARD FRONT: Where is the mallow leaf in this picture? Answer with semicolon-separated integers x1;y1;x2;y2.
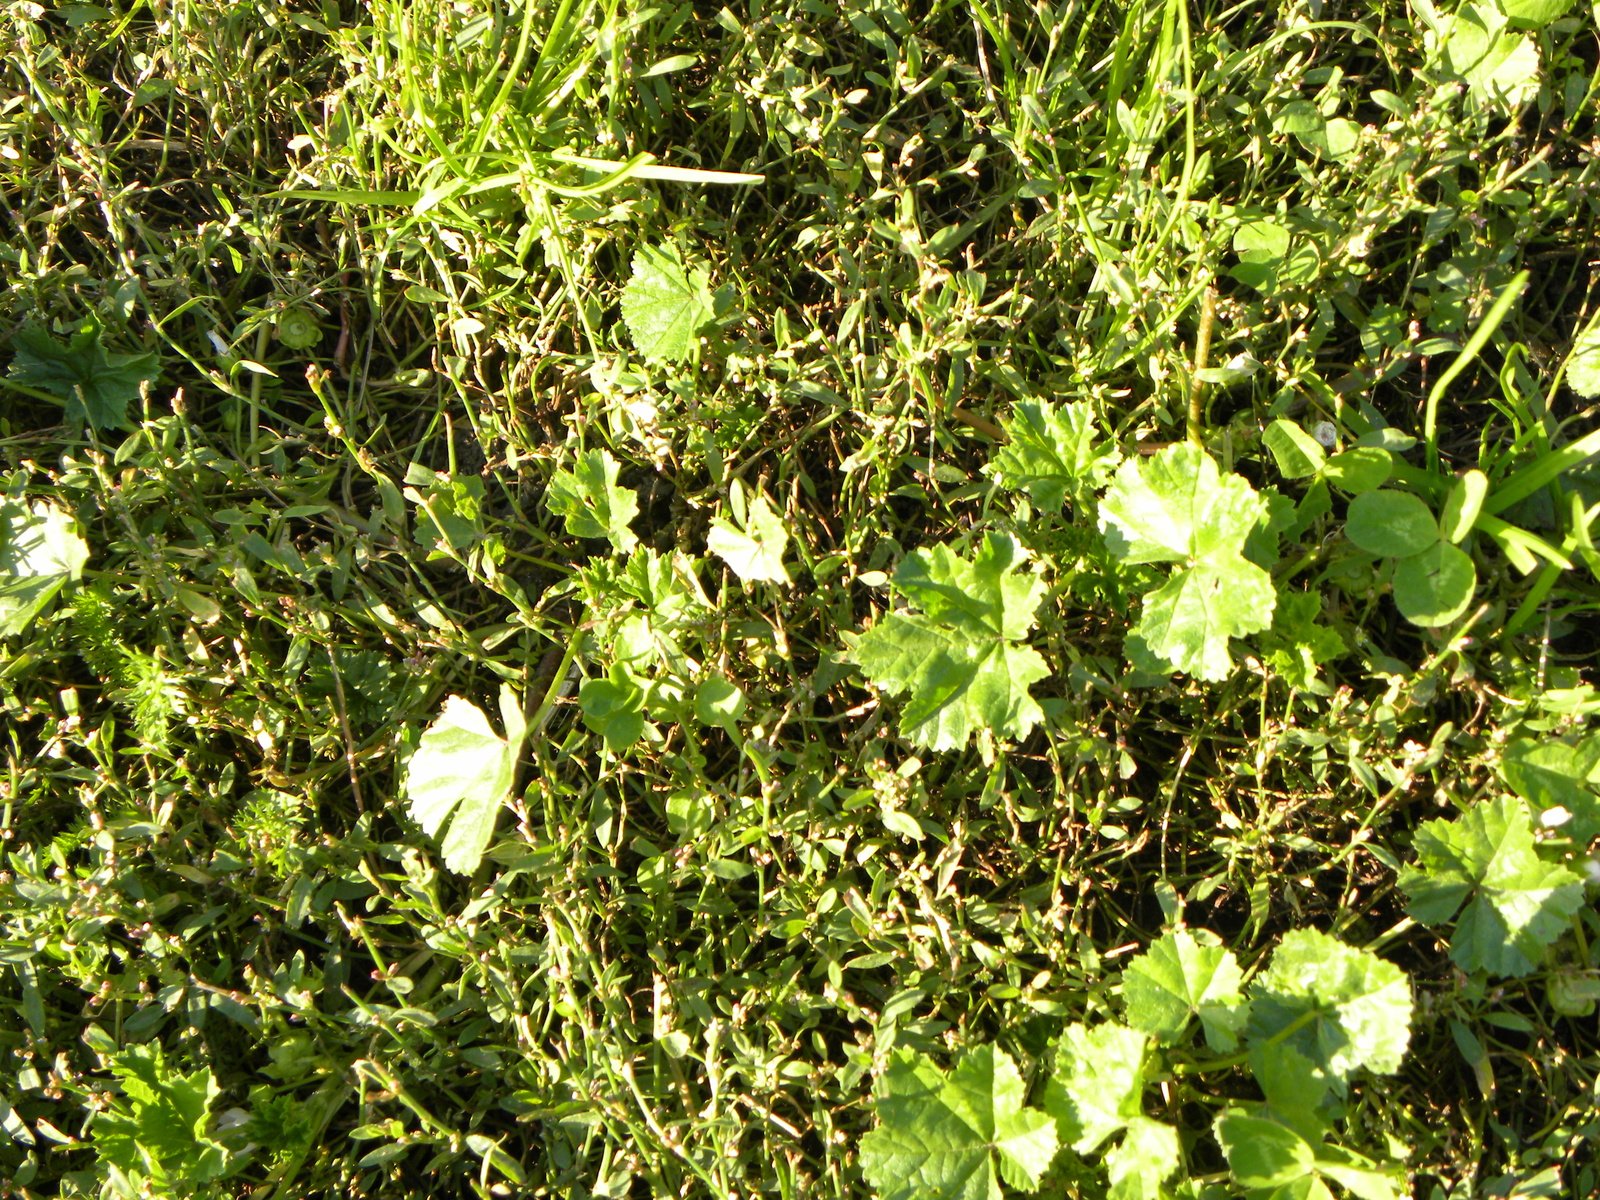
1499;736;1600;846
1104;1116;1180;1200
545;449;639;554
1122;928;1249;1051
860;1044;1057;1200
1245;929;1412;1085
985;400;1121;511
850;532;1048;751
0;498;90;638
93;1044;229;1192
1042;1021;1149;1154
405;692;522;874
707;483;791;584
1398;795;1586;977
620;243;715;364
8;320;160;430
1098;443;1276;680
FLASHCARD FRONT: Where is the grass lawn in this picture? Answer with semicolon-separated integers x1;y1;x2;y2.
3;0;1599;1196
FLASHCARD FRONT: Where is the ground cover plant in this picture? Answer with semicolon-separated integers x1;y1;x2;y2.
2;0;1599;1196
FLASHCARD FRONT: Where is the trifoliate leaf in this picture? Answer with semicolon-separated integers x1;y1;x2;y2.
1246;929;1412;1085
1042;1021;1150;1154
405;694;520;874
0;498;90;638
1104;1117;1180;1200
1499;736;1600;845
1398;795;1586;977
1263;419;1327;480
985;400;1121;511
620;244;715;364
1344;490;1438;557
1122;928;1249;1051
707;486;791;584
8;320;160;430
579;663;649;752
849;532;1048;751
1098;443;1277;681
545;449;639;554
860;1045;1057;1200
1392;541;1476;627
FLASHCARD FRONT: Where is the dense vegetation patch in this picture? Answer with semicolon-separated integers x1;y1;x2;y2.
2;1;1598;1197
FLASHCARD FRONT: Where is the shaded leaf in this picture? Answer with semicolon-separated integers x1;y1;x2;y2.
8;320;160;430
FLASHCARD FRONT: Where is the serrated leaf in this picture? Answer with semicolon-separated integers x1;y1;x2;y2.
405;695;519;874
860;1045;1057;1200
1249;1043;1335;1144
1042;1021;1149;1153
0;498;90;638
1566;318;1600;399
707;488;791;583
985;400;1121;511
1098;444;1277;681
1398;795;1586;977
1123;928;1249;1051
1104;1117;1180;1200
1499;736;1600;844
93;1044;229;1191
8;320;161;430
1246;929;1413;1084
850;533;1048;751
620;244;715;364
545;449;639;554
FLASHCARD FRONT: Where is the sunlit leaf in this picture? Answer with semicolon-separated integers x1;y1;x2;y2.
1399;796;1586;977
1098;443;1277;680
621;243;716;364
850;533;1048;751
861;1045;1057;1200
406;693;520;874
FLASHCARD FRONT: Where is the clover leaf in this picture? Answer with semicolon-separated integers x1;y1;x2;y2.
8;320;160;430
1398;795;1586;977
849;532;1048;752
1098;443;1277;681
1245;929;1413;1086
860;1044;1057;1200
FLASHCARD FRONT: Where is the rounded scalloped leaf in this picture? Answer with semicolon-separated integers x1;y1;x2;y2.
1345;490;1438;557
275;308;323;350
1393;542;1476;627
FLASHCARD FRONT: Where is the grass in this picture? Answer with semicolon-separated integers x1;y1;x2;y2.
2;0;1599;1197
